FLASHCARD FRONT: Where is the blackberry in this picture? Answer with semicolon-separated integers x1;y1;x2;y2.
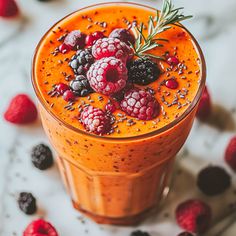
69;75;93;97
128;58;160;85
18;192;37;215
130;230;150;236
31;144;54;170
69;48;94;75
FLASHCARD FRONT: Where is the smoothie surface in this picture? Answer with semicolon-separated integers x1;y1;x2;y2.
34;3;203;138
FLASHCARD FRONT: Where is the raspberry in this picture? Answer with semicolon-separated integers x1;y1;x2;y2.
197;166;231;196
176;199;211;233
63;90;75;102
64;30;86;50
85;31;105;46
18;192;37;215
70;48;94;75
130;230;150;236
69;75;93;97
128;58;160;85
0;0;19;17
80;106;111;135
92;37;132;62
23;219;58;236
4;94;37;124
87;57;128;96
177;232;193;236
55;83;69;95
196;86;211;120
225;136;236;171
109;28;135;45
31;144;54;170
120;88;160;120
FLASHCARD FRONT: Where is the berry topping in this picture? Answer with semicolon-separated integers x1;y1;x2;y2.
176;199;211;233
105;102;117;113
130;230;150;236
4;94;37;124
128;58;160;85
70;48;94;75
64;30;86;50
109;28;135;45
63;90;75;102
69;75;93;97
177;232;193;236
18;192;37;215
80;105;111;135
196;86;211;120
92;37;132;62
85;31;105;46
23;219;58;236
55;83;69;95
197;166;231;196
225;136;236;171
166;55;179;66
165;78;179;89
0;0;19;17
87;57;128;96
120;88;160;120
31;144;54;170
59;43;71;54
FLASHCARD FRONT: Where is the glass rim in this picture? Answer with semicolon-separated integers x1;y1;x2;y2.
32;1;206;142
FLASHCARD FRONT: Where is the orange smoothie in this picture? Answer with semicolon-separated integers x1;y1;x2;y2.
32;2;206;225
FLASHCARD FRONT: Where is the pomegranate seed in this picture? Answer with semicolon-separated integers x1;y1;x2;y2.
105;103;117;113
166;56;179;66
63;90;75;102
55;83;69;95
85;31;105;46
165;78;179;89
59;43;72;54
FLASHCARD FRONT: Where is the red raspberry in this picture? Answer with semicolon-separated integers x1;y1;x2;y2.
23;219;58;236
87;57;128;96
4;94;37;124
0;0;19;17
64;30;86;50
80;106;111;135
85;31;105;46
225;136;236;171
109;28;135;45
92;37;133;62
120;88;160;120
196;86;212;120
176;199;212;233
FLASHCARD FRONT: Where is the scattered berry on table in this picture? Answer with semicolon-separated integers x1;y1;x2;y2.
80;105;111;135
175;199;211;233
225;136;236;171
70;48;94;75
165;78;179;89
177;232;194;236
196;86;211;120
23;219;58;236
92;37;133;62
85;31;105;46
0;0;19;17
31;144;54;170
18;192;37;215
109;28;135;45
120;88;160;120
166;55;179;66
69;75;93;97
63;90;75;102
55;83;69;95
197;166;231;196
87;57;128;96
130;230;150;236
128;58;160;85
4;94;38;124
63;30;86;50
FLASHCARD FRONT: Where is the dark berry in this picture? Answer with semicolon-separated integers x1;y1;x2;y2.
64;30;86;50
109;28;135;45
166;55;179;66
130;230;150;236
69;75;93;97
31;144;54;170
59;43;71;54
18;192;37;215
128;58;160;85
55;83;69;95
85;31;105;46
177;232;194;236
197;166;231;196
165;78;179;89
70;48;94;75
63;90;75;102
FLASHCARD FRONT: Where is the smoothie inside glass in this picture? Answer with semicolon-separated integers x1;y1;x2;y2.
32;2;206;225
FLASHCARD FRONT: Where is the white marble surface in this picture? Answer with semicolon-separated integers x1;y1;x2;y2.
1;0;236;235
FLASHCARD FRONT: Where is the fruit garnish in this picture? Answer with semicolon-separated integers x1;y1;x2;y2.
177;232;193;236
63;30;86;50
225;136;236;171
18;192;37;215
55;83;69;95
0;0;19;18
109;28;135;45
196;86;211;120
165;78;179;89
131;0;192;59
63;90;75;102
85;31;105;46
130;230;150;236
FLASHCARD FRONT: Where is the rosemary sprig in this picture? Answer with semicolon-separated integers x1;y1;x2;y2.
132;0;192;60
